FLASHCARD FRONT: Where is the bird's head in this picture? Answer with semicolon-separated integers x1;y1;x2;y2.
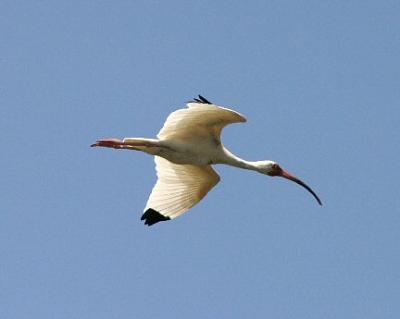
256;161;322;206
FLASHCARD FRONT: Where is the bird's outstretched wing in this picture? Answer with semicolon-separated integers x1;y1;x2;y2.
141;156;220;226
157;95;246;142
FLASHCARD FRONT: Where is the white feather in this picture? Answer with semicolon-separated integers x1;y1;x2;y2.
145;156;220;219
157;102;246;141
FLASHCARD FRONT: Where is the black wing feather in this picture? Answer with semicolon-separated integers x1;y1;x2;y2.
198;95;212;104
189;95;212;104
141;208;170;226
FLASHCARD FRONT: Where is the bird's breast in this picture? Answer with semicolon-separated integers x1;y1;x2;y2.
158;138;223;166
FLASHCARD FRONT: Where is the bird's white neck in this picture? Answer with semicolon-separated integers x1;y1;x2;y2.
219;148;265;173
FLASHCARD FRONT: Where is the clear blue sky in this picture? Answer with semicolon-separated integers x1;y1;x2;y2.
1;1;399;318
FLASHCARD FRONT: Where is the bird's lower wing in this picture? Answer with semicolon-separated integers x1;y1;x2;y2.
141;156;220;226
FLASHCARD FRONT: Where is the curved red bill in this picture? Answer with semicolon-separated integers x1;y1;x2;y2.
280;170;322;206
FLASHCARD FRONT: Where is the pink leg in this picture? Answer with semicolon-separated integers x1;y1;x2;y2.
90;138;126;149
91;138;157;149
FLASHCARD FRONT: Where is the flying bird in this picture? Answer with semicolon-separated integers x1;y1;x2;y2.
91;95;322;226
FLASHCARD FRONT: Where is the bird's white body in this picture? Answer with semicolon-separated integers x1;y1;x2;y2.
152;138;224;166
92;96;321;226
129;138;237;166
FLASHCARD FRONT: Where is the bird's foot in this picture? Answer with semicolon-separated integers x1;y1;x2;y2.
91;138;124;149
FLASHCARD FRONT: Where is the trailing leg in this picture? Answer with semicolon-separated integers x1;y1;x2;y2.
91;137;160;152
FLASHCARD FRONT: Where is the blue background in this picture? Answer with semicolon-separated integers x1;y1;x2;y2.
2;1;399;318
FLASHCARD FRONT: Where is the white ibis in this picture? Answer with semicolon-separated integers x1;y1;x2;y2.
92;95;322;226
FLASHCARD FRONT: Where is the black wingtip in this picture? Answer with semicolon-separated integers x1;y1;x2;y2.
198;95;212;104
141;208;170;226
189;95;212;104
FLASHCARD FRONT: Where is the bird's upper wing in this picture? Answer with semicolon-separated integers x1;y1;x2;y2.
141;156;220;225
157;100;246;142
